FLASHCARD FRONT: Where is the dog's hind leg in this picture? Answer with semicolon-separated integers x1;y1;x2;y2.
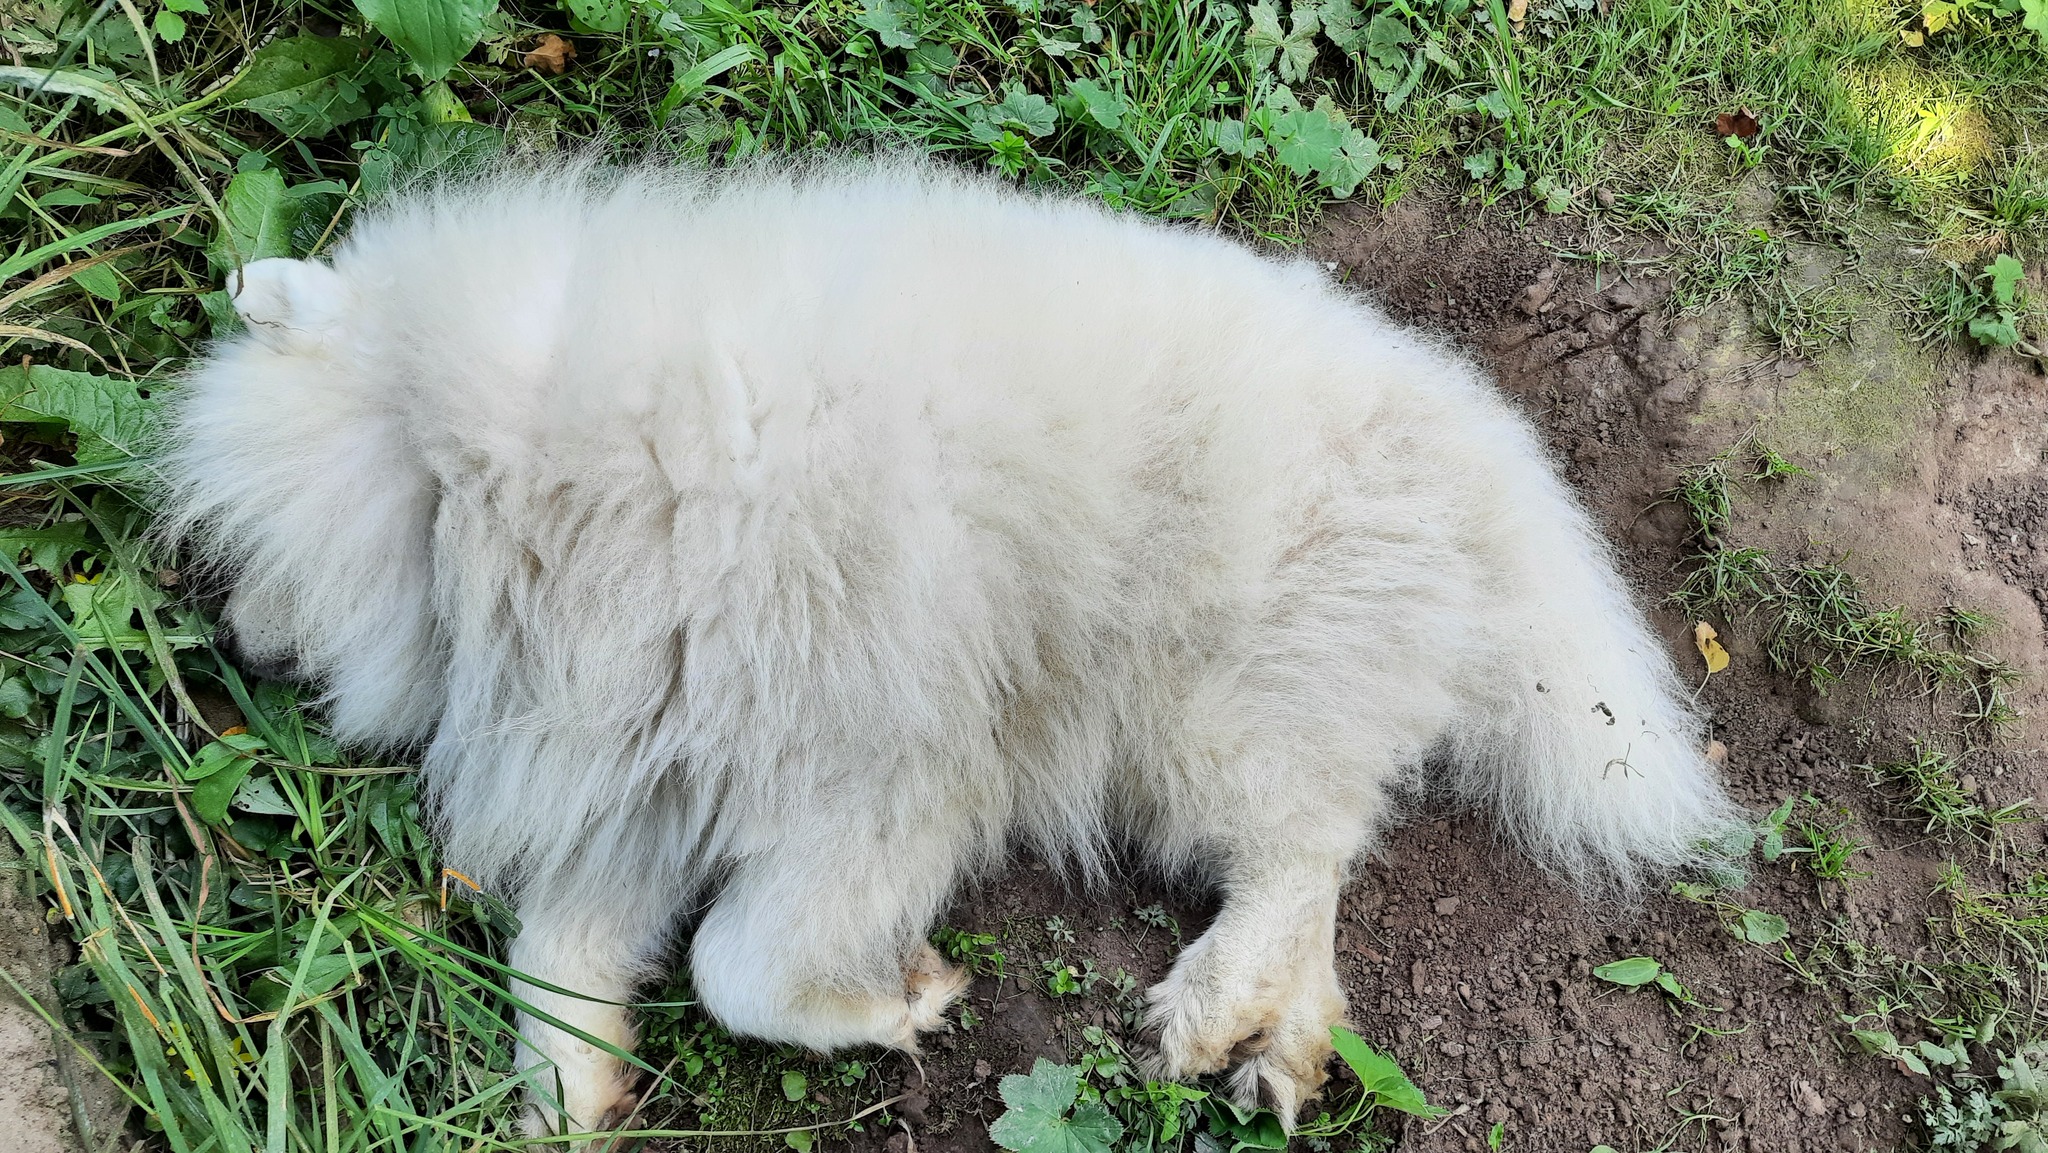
687;806;977;1054
510;873;687;1138
1144;847;1349;1128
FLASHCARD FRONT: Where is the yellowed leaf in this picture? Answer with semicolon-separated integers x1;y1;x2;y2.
1922;1;1957;35
1900;27;1925;46
1694;621;1730;674
1507;0;1529;22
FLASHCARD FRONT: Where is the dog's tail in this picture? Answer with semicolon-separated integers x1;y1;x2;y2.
1441;419;1742;892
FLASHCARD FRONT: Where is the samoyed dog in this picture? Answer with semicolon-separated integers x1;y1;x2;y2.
160;156;1734;1135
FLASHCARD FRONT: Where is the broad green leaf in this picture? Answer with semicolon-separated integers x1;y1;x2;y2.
218;35;390;138
1917;1039;1964;1067
781;1070;807;1101
1986;253;2026;307
0;365;157;464
1760;795;1796;861
1269;96;1382;197
990;85;1058;137
419;80;472;123
858;0;920;49
211;168;300;267
0;675;33;719
1246;2;1320;83
1654;971;1689;1000
1207;118;1264;158
992;1060;1082;1127
1271;103;1343;177
988;1060;1122;1153
352;0;497;80
1737;909;1789;945
1422;37;1462;80
1849;1028;1932;1075
0;523;90;575
1060;1102;1122;1153
231;773;295;817
357;119;504;197
1320;0;1365;51
1203;1096;1288;1148
60;572;160;651
1379;46;1427;111
1363;12;1413;83
1969;312;2021;348
191;756;254;824
72;261;121;301
183;733;267;781
1593;956;1663;986
2022;0;2048;47
1065;78;1125;131
565;0;631;32
1330;1026;1442;1117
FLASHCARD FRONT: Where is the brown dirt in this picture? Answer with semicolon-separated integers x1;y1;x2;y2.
793;193;2048;1153
2;839;127;1153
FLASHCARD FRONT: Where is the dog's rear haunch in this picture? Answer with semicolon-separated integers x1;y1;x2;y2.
161;157;1737;1136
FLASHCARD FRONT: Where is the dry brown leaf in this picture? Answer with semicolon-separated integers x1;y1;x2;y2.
1705;739;1728;765
1507;0;1528;22
1694;621;1730;674
1713;108;1760;139
524;34;576;76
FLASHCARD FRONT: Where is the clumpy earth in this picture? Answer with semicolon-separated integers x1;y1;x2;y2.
2;840;125;1153
716;192;2047;1153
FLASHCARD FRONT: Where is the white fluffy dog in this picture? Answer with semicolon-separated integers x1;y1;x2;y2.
159;157;1735;1135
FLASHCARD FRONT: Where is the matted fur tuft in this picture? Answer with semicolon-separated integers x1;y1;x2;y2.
156;154;1740;1132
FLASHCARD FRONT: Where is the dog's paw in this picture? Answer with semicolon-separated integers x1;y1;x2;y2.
901;943;971;1039
1144;946;1343;1129
519;1067;639;1141
227;258;353;355
515;1014;640;1140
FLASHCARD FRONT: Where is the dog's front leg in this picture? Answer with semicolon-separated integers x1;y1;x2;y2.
1144;848;1349;1128
509;878;683;1138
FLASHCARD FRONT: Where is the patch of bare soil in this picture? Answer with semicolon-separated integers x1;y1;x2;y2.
2;840;125;1153
730;196;2048;1153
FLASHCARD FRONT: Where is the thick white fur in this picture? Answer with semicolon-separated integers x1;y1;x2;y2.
158;157;1737;1134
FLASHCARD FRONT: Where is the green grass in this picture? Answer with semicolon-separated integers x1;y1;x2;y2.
1668;443;2020;729
1754;793;1870;882
1868;745;2037;845
1;1;2046;1151
1665;435;1807;543
1740;802;2047;1151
